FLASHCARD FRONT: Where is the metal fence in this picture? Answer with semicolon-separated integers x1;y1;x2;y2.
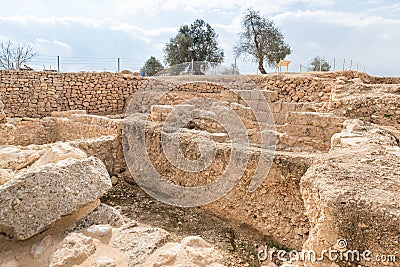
26;55;366;74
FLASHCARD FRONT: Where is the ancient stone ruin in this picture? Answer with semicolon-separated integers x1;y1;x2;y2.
0;70;399;267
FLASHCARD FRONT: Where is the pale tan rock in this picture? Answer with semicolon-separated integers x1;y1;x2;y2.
0;97;5;123
95;256;117;267
0;146;44;171
87;224;112;237
0;157;111;240
49;233;96;267
29;143;87;171
71;203;124;232
301;121;400;267
0;123;15;145
143;236;225;267
31;235;54;257
112;221;170;267
0;169;13;185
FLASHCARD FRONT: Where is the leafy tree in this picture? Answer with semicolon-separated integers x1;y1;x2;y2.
234;9;291;74
0;40;38;70
164;19;224;66
309;56;331;71
140;56;164;76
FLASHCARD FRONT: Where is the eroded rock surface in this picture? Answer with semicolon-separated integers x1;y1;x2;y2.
301;120;400;266
143;236;226;267
49;233;96;267
0;156;111;240
112;221;170;267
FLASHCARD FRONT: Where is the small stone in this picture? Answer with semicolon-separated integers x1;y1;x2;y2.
111;176;118;185
182;236;210;248
87;224;112;237
50;233;96;267
31;235;54;257
96;256;116;267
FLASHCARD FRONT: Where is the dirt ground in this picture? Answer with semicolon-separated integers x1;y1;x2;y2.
101;178;287;267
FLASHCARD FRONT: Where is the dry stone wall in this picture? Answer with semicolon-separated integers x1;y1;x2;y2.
0;71;144;118
1;70;387;119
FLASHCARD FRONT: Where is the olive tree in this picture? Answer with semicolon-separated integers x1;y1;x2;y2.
164;19;224;66
234;9;291;74
140;56;164;76
309;56;331;71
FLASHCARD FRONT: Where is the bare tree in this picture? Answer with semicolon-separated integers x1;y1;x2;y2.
0;40;38;70
234;9;291;74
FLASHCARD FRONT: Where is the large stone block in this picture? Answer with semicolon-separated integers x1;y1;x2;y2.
0;156;111;240
301;120;400;266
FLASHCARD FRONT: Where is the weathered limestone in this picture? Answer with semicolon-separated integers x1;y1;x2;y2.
112;221;170;267
29;143;87;171
301;120;400;267
0;145;45;171
0;97;15;144
0;96;6;123
0;169;14;186
0;156;111;240
49;233;96;267
86;224;113;237
96;256;117;267
72;203;124;230
143;236;225;267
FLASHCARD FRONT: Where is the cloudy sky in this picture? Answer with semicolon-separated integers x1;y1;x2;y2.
1;0;399;76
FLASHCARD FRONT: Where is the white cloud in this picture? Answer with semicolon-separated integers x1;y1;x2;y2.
35;38;71;49
0;1;399;76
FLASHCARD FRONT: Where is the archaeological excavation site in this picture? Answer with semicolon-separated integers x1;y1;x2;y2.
0;69;399;267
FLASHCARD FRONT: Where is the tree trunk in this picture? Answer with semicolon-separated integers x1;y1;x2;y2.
258;60;267;74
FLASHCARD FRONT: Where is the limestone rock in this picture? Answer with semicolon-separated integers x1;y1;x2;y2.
96;256;117;267
29;143;87;171
0;123;15;145
0;146;45;171
0;97;5;123
0;169;13;186
143;236;225;267
70;203;124;231
49;233;96;267
31;235;54;257
301;120;400;266
0;157;111;240
112;221;170;267
87;224;112;237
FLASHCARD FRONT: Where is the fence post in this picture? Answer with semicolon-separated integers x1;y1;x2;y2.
57;56;60;73
342;59;346;70
333;58;336;71
350;60;352;70
117;57;120;73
